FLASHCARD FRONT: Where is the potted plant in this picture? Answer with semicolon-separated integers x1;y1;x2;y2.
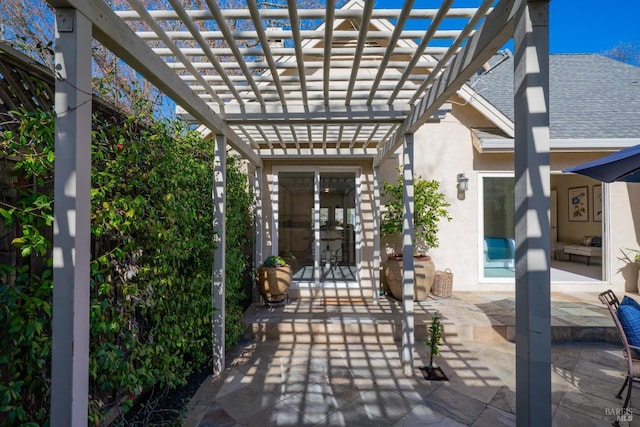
381;172;451;301
256;255;292;305
420;311;448;380
621;248;640;293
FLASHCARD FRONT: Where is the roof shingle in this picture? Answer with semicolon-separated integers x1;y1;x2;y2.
470;54;640;139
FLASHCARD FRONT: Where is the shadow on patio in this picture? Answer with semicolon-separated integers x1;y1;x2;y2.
183;293;635;426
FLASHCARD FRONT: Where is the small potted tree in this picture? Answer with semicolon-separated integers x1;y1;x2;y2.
256;255;292;305
420;311;448;380
381;172;451;301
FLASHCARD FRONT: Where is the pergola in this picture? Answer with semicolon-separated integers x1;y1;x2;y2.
45;0;552;425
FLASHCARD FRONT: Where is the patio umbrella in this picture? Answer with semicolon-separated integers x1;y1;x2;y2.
563;144;640;182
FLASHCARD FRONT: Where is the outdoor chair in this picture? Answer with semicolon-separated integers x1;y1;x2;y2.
598;289;640;425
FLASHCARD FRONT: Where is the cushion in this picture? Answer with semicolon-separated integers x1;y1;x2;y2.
485;237;514;260
581;236;593;246
622;296;640;311
617;304;640;356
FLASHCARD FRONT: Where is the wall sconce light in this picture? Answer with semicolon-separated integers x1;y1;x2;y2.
457;173;469;192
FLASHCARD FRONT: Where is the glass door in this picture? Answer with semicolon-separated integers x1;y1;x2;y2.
276;170;358;287
319;172;357;283
278;172;315;281
481;176;516;279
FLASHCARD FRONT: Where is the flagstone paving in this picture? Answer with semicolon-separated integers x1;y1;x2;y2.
183;292;638;426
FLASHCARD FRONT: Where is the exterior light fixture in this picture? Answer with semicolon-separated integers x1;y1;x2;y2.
457;173;469;192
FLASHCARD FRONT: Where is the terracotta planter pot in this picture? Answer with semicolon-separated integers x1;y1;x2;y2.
256;264;292;304
384;255;435;301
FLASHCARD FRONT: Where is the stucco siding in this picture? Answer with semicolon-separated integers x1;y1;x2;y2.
386;105;636;293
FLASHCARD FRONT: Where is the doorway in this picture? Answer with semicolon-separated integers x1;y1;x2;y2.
478;173;604;282
274;169;359;289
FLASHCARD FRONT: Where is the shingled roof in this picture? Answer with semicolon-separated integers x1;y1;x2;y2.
470;53;640;140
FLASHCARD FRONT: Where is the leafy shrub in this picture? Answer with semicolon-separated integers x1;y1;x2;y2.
0;107;254;425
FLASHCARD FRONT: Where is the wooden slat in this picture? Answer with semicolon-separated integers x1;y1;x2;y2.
117;8;481;21
167;0;247;104
389;0;455;103
323;0;336;105
247;0;287;105
204;0;264;104
367;0;415;103
286;0;308;105
409;0;494;105
136;29;464;41
346;2;374;105
128;0;225;105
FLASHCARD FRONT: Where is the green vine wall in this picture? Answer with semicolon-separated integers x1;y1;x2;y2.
0;108;253;425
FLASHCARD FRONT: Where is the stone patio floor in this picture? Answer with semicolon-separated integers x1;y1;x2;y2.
182;291;638;426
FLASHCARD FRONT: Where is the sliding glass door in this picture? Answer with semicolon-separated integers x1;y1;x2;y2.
481;175;516;279
277;171;315;280
276;169;358;287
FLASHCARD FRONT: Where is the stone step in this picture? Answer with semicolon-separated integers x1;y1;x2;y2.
243;305;619;344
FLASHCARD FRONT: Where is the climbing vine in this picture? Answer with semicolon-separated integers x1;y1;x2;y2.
0;106;254;425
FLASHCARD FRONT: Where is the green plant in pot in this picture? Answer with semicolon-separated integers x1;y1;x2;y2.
622;248;640;263
256;255;292;305
420;311;448;380
621;248;640;293
381;172;451;301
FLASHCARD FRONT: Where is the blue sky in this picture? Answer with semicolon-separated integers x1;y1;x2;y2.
373;0;640;55
549;0;640;54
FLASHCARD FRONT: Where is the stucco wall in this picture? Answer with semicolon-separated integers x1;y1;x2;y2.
258;109;640;296
384;101;638;293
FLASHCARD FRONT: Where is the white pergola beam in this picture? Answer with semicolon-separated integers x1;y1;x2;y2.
323;0;335;104
165;0;245;104
136;29;465;41
166;59;439;70
204;0;264;104
117;8;484;21
46;0;261;167
151;46;446;56
375;0;519;165
247;0;287;105
514;1;551;425
50;8;92;426
389;0;454;102
212;134;226;377
368;0;415;103
258;148;378;158
205;104;411;121
128;0;224;105
401;133;415;377
287;0;309;105
198;92;421;103
183;74;436;84
408;0;495;106
346;2;374;104
188;83;423;93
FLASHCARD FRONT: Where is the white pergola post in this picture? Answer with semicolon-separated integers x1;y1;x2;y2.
514;1;551;425
401;133;415;376
253;166;263;302
212;134;226;377
373;166;381;303
50;8;92;427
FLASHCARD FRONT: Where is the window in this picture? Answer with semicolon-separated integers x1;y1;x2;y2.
482;175;515;279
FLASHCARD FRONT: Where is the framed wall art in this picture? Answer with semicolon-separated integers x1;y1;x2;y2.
568;186;588;222
593;185;602;222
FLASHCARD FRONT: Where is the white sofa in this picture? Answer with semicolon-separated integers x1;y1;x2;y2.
563;244;602;266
